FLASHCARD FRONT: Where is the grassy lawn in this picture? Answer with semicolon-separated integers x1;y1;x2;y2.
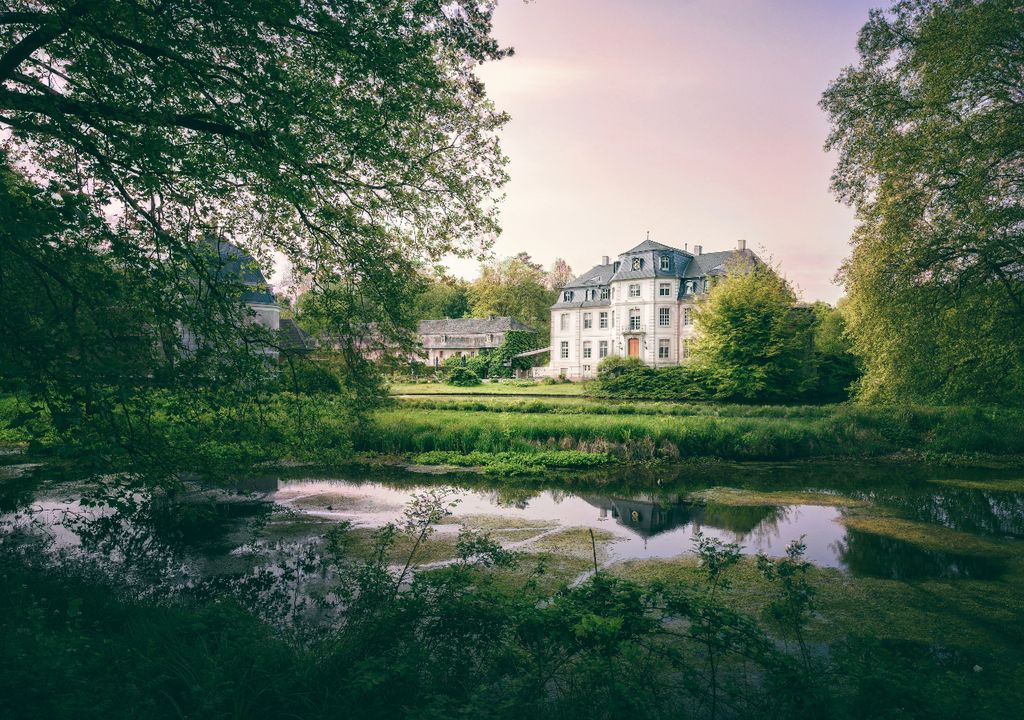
361;403;1024;462
388;380;588;396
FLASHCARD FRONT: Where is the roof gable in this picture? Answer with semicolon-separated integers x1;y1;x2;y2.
417;316;533;335
623;239;685;254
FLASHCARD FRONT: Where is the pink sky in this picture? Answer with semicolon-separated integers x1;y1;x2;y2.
451;0;880;303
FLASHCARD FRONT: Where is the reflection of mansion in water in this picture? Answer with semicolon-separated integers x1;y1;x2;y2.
581;494;782;539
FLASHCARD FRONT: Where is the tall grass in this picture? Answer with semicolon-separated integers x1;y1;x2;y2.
360;405;1024;462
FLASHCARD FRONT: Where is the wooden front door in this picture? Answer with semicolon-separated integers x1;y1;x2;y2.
627;338;640;358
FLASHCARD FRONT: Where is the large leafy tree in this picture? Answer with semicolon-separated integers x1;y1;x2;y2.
693;262;815;402
821;0;1024;404
412;272;471;321
469;252;557;330
0;1;509;453
810;301;861;403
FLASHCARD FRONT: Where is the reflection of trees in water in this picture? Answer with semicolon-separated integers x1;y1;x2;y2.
484;488;539;509
842;487;1024;538
833;529;1005;580
698;503;786;539
19;490;276;600
630;463;1024;539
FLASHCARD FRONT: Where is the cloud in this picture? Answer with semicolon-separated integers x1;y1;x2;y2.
478;57;595;99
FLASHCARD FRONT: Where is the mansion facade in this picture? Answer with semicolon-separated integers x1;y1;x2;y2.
545;238;757;379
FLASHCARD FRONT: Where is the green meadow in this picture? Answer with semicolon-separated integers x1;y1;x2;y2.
369;391;1024;464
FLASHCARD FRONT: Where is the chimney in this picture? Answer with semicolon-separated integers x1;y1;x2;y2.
737;239;746;251
694;244;703;255
602;255;609;265
684;243;688;251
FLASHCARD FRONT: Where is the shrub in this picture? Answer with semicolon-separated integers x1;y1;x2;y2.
596;355;645;378
279;358;343;394
591;362;713;401
465;352;491;379
440;355;465;375
447;368;481;387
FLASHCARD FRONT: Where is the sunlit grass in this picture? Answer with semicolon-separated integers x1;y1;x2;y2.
360;404;1024;462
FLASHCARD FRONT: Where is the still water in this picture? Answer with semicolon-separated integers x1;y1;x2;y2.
276;480;849;568
5;459;1023;582
270;464;1023;580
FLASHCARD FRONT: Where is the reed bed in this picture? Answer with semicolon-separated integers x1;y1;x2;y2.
361;405;1024;462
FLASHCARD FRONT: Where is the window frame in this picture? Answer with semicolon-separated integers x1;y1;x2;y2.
583;312;592;329
659;307;670;327
559;341;569;359
658;338;670;359
629;309;641;331
582;341;592;359
628;284;640;298
598;340;609;358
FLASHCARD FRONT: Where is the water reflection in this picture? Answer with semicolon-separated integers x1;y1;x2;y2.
5;460;1022;583
834;529;1007;580
275;479;850;569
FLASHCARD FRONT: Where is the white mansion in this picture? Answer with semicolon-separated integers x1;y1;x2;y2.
544;238;758;379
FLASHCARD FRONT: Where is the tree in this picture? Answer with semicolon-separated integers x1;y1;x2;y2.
412;273;471;321
0;1;509;458
810;301;860;403
692;261;815;402
821;0;1024;404
487;329;544;378
545;258;575;290
469;253;554;330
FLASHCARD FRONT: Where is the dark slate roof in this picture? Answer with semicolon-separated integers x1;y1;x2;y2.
623;239;685;254
571;263;615;286
552;242;761;309
683;248;758;278
278;318;312;353
417;317;533;335
206;238;277;305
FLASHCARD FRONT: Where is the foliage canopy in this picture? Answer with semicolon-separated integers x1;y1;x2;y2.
0;0;510;465
693;262;816;402
821;0;1024;404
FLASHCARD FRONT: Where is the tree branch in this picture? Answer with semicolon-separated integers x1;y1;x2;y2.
0;1;101;82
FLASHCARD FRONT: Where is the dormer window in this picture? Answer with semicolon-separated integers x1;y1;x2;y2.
613;261;621;272
631;257;642;271
600;287;610;300
660;256;670;271
563;290;574;302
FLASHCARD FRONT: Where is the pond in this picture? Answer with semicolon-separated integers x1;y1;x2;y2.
5;458;1023;584
271;461;1023;580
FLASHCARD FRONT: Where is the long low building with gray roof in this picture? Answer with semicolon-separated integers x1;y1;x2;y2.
417;316;533;367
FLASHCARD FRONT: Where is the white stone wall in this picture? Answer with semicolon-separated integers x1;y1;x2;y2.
547;277;701;379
